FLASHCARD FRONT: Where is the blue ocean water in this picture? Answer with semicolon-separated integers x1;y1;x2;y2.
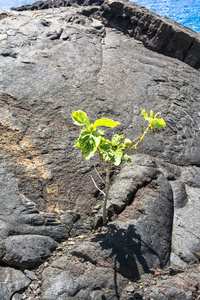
0;0;200;32
132;0;200;32
0;0;37;10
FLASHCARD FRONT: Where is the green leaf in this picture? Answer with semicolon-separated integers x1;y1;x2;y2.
72;111;90;127
81;142;96;160
142;109;165;132
154;112;161;119
99;137;107;147
111;134;124;146
123;153;132;163
93;117;120;128
99;144;113;163
141;109;149;120
87;125;96;132
74;129;101;160
150;119;166;131
112;148;123;166
77;130;90;147
91;131;101;148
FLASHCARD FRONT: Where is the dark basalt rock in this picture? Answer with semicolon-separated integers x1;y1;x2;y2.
0;12;8;20
41;260;128;299
70;237;139;279
145;272;200;300
11;0;104;11
0;2;200;299
3;235;58;268
97;0;200;70
0;267;31;300
11;0;200;70
0;168;69;243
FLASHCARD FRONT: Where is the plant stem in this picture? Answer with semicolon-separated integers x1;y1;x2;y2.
102;161;111;225
128;125;151;150
130;125;144;144
98;150;105;171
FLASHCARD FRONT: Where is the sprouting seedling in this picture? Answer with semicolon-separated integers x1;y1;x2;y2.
72;109;166;225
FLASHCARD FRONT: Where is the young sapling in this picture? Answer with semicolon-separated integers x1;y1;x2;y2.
72;109;165;225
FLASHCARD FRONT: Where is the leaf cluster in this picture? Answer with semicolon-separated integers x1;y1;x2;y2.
72;109;165;225
72;109;166;166
141;109;166;132
72;111;132;166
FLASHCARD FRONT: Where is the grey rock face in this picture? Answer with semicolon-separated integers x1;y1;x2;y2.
42;271;85;299
0;267;31;300
147;272;200;300
12;0;104;11
171;182;200;266
108;162;173;271
0;1;200;299
171;180;188;208
13;0;200;70
41;258;128;300
70;237;138;279
94;155;173;272
97;0;200;70
0;6;199;220
0;167;68;242
3;235;57;268
0;166;68;269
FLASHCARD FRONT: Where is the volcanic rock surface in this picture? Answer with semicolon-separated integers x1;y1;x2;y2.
0;0;200;299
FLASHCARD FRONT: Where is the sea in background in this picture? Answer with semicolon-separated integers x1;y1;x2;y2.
0;0;36;10
133;0;200;32
0;0;200;32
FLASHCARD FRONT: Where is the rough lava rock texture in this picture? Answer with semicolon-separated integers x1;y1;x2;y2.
11;0;200;70
0;0;200;299
97;0;200;70
0;267;31;300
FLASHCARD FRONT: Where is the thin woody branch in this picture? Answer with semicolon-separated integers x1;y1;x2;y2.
131;125;144;143
94;165;105;185
130;125;151;149
90;175;105;196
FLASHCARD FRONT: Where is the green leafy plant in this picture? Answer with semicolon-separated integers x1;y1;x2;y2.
72;109;165;225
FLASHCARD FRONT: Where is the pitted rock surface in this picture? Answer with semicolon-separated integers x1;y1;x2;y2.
0;267;31;300
11;0;200;70
0;1;200;299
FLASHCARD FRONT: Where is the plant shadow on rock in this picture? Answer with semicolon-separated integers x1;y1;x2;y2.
91;223;162;292
109;223;164;266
